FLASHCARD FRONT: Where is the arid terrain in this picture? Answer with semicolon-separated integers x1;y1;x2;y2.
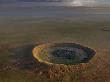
0;17;110;82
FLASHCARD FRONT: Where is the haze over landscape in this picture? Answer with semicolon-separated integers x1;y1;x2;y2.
0;0;110;82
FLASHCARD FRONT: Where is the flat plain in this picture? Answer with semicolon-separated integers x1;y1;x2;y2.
0;14;110;82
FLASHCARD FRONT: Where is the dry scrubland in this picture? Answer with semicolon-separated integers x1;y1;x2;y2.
0;18;110;82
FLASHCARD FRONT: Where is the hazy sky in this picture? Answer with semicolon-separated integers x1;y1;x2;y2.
99;0;110;3
0;0;109;3
0;0;110;7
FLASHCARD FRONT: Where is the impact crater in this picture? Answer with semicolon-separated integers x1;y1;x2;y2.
32;43;95;65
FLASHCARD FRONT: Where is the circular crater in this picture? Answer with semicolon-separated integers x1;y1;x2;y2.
32;43;95;65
